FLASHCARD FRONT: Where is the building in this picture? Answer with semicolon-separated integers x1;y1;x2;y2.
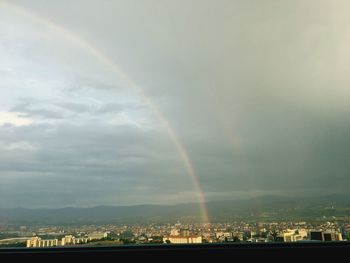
170;229;180;236
215;232;233;239
163;235;202;244
26;237;59;248
275;229;307;242
88;232;108;240
309;230;342;241
296;229;308;238
323;232;343;241
61;235;89;246
247;238;268;243
310;231;324;241
27;235;93;248
179;229;190;237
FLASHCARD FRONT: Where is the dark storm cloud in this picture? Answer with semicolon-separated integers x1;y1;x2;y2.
0;121;191;207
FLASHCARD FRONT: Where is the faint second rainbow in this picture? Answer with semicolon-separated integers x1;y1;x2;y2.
2;1;210;223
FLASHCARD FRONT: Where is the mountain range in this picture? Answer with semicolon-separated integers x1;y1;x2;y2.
1;194;349;225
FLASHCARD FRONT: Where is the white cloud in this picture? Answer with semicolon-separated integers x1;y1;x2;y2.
0;112;32;126
0;141;37;151
107;112;150;129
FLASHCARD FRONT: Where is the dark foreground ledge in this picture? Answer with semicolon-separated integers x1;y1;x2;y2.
0;242;349;260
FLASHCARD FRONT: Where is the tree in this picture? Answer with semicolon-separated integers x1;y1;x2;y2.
269;229;279;242
232;236;240;242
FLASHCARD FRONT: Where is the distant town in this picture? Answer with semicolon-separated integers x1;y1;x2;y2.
0;219;349;248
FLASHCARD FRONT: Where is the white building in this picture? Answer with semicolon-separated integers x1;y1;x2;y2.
215;232;233;238
163;235;202;244
61;235;89;246
27;235;92;248
88;232;108;240
170;229;180;236
26;237;59;248
278;229;308;242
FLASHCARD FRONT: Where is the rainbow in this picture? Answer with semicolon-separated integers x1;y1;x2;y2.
2;1;210;223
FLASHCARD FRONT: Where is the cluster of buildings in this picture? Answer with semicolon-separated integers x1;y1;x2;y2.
270;229;342;242
13;220;349;248
26;232;108;248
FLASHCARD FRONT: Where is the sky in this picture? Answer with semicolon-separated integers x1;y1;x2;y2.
0;0;350;208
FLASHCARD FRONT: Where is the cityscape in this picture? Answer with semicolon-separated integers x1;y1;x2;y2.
1;1;350;260
0;218;349;248
0;221;350;248
1;195;350;248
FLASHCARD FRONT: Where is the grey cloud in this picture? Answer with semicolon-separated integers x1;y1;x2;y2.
95;103;123;114
11;99;128;121
1;0;350;207
58;102;90;113
0;120;191;207
12;102;65;119
18;109;65;119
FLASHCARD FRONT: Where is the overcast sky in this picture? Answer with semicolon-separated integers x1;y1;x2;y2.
0;0;350;208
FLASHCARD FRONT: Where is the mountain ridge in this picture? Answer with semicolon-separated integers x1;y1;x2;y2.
1;194;349;224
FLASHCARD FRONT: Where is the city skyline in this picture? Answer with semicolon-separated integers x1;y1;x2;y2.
1;219;348;248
